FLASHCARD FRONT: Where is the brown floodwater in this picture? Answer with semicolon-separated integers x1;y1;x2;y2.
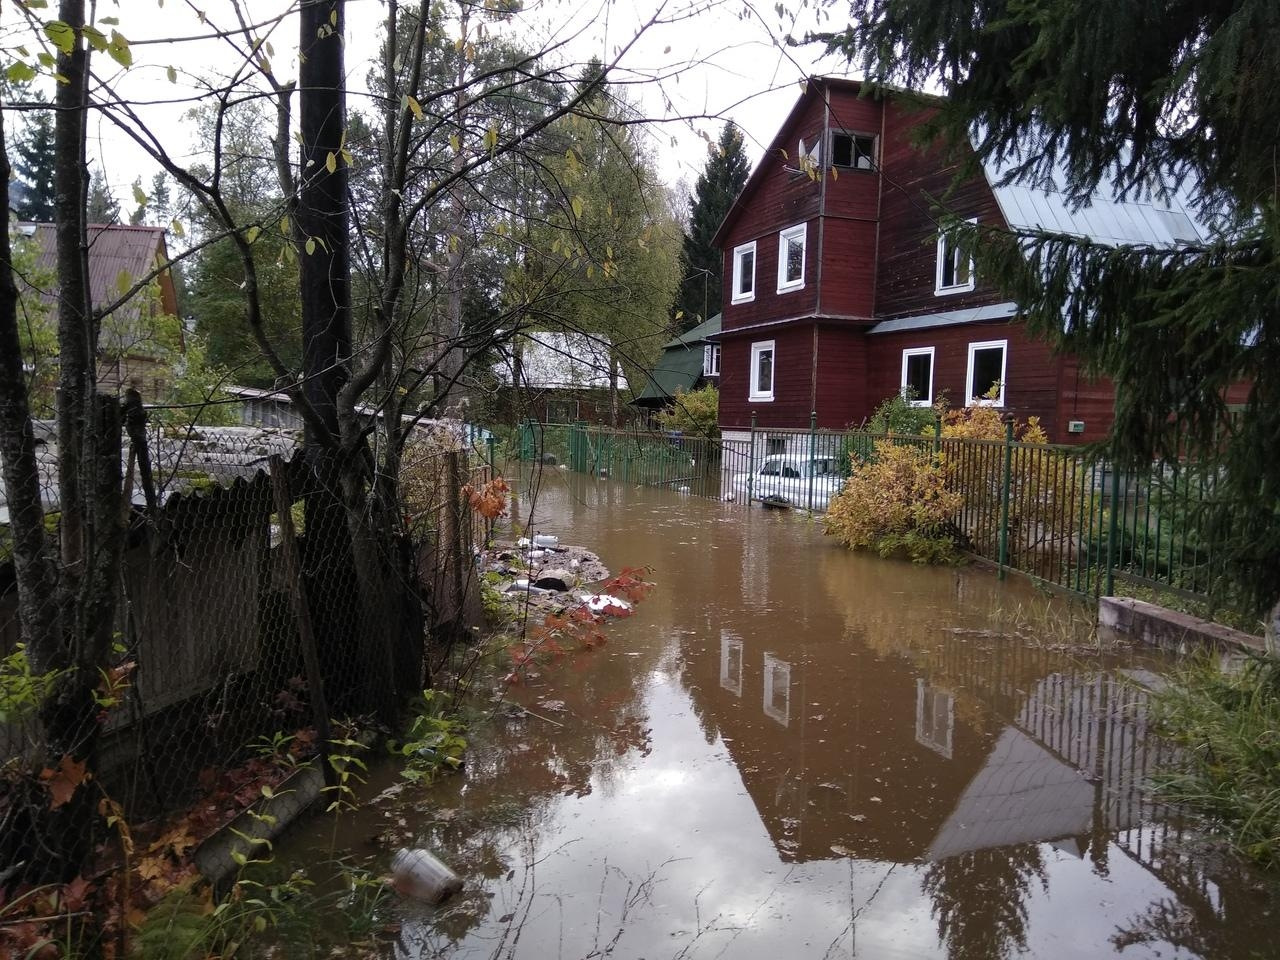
281;469;1279;959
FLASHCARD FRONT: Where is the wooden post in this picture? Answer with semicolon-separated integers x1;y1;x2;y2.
269;456;334;786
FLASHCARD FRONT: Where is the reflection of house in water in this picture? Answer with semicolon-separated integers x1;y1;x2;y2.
719;632;743;697
916;680;955;760
683;621;1171;870
762;654;791;727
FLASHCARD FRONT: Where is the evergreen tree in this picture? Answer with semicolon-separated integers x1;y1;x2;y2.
825;0;1280;625
675;123;749;331
11;100;55;221
85;170;119;224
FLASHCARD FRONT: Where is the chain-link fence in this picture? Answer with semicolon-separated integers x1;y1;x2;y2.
0;404;497;950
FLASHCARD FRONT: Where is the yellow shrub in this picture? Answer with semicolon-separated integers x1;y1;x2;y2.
824;440;964;563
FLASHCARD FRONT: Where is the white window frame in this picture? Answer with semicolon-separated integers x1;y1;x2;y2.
731;240;757;304
702;343;721;377
965;339;1008;407
776;223;806;294
749;339;775;402
935;218;977;295
900;346;935;407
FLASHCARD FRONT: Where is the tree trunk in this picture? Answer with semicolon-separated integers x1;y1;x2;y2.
52;0;91;654
296;0;403;718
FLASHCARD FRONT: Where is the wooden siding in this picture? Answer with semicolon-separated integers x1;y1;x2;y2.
874;99;1008;318
721;225;820;329
720;95;828;330
718;324;817;429
865;321;1074;441
816;219;878;319
814;324;870;428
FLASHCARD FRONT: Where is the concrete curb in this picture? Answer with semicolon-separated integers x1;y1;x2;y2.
1098;596;1264;657
193;730;379;890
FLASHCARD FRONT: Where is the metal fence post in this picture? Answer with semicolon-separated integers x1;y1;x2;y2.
998;415;1014;581
933;414;942;461
748;411;757;504
807;409;817;511
486;434;497;478
1104;452;1121;596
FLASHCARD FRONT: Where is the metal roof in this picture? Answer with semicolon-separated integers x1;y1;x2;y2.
867;301;1018;335
981;155;1206;247
491;332;626;391
661;313;722;350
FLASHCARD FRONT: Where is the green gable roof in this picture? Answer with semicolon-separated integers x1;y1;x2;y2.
661;313;722;350
634;314;721;406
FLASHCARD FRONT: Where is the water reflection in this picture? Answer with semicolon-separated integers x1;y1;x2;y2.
761;653;791;727
915;681;954;760
280;473;1279;960
719;632;743;697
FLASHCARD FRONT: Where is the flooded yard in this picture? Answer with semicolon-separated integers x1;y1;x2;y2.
281;470;1278;959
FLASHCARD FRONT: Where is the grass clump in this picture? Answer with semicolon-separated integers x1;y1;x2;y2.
1149;653;1280;868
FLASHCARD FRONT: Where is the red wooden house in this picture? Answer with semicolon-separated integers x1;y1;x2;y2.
712;78;1208;448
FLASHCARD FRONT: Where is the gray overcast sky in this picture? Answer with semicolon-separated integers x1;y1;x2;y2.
6;0;856;210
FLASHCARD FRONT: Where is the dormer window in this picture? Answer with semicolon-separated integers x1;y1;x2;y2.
731;241;756;304
936;219;977;294
831;131;876;171
776;223;806;293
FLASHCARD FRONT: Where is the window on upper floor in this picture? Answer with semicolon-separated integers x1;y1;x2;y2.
831;131;877;171
900;346;935;406
750;340;775;402
702;343;721;377
936;220;977;295
966;339;1007;407
776;223;806;293
731;241;756;304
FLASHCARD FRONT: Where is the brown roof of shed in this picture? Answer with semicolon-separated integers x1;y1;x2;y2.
17;222;181;355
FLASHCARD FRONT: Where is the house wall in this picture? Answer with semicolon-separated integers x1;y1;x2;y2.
719;95;827;328
814;323;870;429
817;89;883;320
865;321;1070;440
719;324;817;429
875;99;1009;318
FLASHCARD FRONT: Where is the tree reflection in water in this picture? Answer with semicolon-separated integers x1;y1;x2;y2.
922;844;1048;960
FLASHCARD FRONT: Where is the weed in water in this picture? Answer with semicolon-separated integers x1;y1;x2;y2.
389;690;467;784
1148;653;1280;869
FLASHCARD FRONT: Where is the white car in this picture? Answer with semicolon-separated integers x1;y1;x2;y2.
732;455;845;511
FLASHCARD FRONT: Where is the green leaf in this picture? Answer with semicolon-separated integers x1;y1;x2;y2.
107;30;132;68
245;225;261;244
305;237;316;256
325;151;337;174
570;196;584;220
81;25;108;53
43;21;75;55
166;65;177;83
132;182;148;207
5;62;37;84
